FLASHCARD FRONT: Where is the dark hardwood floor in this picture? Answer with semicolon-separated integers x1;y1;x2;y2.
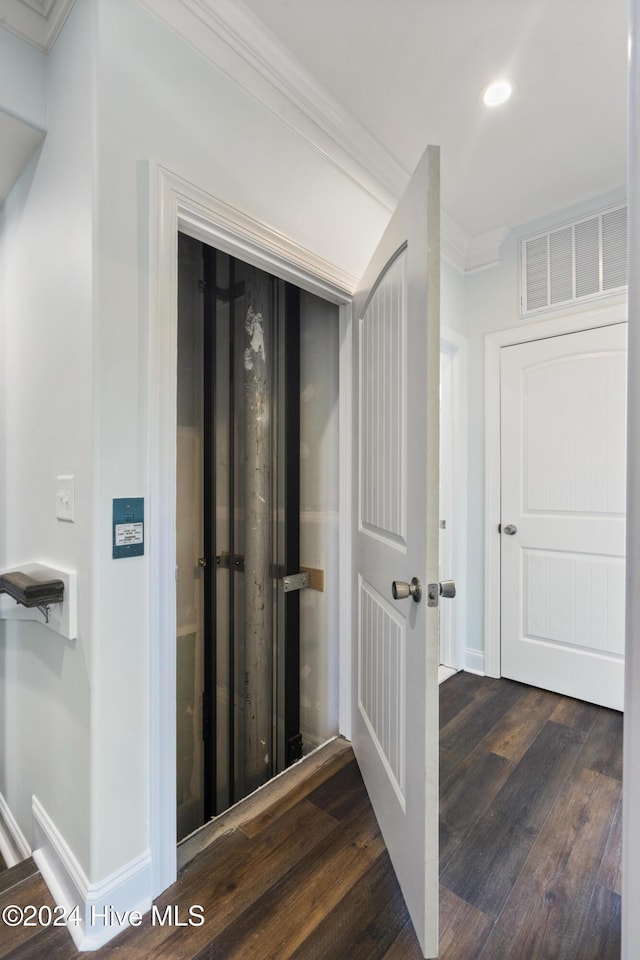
439;672;622;960
0;674;622;958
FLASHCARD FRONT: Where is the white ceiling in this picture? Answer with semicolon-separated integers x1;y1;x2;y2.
240;0;628;239
2;0;628;249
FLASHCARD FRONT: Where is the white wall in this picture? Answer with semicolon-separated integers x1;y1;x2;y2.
0;25;46;128
0;1;96;873
463;187;627;660
441;258;468;339
89;0;391;887
299;292;340;750
0;0;395;911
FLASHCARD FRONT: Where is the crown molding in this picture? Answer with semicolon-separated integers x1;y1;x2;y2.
2;0;508;271
441;212;510;272
138;1;511;268
466;224;511;272
137;0;407;212
0;0;75;51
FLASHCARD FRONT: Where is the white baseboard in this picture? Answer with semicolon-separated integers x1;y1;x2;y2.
32;796;152;952
464;648;486;676
0;791;31;867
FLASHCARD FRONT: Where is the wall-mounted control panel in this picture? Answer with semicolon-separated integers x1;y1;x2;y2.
112;498;144;559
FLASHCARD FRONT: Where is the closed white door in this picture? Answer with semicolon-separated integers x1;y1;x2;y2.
500;322;627;710
352;145;440;958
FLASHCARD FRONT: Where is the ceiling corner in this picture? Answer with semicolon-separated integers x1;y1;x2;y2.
0;0;75;52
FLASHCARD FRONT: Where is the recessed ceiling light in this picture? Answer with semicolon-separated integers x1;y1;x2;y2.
482;79;513;107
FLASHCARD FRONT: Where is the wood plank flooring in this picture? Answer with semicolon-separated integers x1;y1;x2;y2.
0;674;622;959
439;673;622;960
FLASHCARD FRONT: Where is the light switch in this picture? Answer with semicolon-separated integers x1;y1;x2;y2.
56;476;75;522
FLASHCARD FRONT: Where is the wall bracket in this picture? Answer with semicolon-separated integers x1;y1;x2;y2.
0;563;77;639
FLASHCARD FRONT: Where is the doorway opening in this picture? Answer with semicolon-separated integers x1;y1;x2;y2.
176;234;341;842
438;328;468;682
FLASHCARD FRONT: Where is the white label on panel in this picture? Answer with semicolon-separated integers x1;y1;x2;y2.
115;523;144;546
358;576;406;809
359;250;407;547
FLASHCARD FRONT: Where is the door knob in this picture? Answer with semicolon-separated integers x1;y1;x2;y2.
427;580;457;606
392;577;422;603
503;524;518;536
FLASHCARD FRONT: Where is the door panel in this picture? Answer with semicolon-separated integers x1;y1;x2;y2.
352;145;440;959
501;323;627;710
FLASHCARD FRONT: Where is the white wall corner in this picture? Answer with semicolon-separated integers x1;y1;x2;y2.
441;214;510;272
466;224;511;273
32;796;152;952
464;648;486;676
0;0;76;52
0;791;31;867
440;210;470;272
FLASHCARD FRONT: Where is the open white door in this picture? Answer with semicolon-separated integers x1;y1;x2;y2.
351;145;440;959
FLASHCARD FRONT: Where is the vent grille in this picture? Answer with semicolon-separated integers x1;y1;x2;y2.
521;204;627;314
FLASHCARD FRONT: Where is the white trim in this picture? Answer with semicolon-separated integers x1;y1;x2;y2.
149;162;355;899
137;0;405;212
0;791;31;867
624;9;640;958
0;0;75;51
464;648;486;676
338;302;353;741
466;225;511;273
176;180;358;298
32;796;152;951
483;301;628;679
135;0;503;274
440;326;468;673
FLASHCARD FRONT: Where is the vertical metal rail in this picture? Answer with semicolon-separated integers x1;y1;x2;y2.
202;244;217;818
243;266;274;792
228;255;237;807
284;283;303;766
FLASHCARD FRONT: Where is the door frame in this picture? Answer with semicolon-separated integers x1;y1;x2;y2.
148;162;355;897
483;299;628;678
440;325;468;672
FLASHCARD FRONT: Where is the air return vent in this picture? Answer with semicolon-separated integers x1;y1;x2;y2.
521;204;627;315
